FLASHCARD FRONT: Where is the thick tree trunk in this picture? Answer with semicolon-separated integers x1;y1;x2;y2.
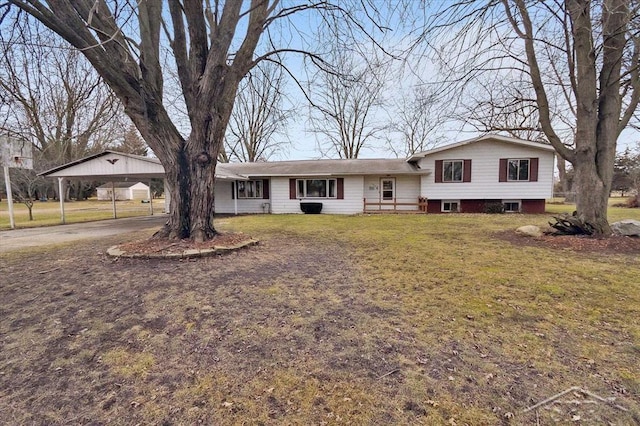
157;148;218;242
126;95;228;243
573;160;612;235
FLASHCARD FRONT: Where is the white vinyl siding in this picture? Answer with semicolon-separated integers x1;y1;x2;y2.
271;176;364;214
214;180;269;214
418;140;554;200
363;175;421;211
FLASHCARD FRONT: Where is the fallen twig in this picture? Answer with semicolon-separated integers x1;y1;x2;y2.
523;386;628;413
38;266;61;274
377;369;399;380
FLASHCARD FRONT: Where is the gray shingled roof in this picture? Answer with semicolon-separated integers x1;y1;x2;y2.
220;158;427;177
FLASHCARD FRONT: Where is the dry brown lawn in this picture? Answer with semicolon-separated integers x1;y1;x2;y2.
1;213;639;425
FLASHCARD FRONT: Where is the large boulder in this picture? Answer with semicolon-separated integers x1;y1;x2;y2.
516;225;543;237
611;219;640;237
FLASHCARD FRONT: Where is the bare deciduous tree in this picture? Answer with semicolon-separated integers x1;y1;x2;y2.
309;50;388;159
3;1;404;241
387;86;443;157
457;77;576;196
1;20;125;201
223;62;291;162
5;167;44;220
426;0;640;235
0;22;123;165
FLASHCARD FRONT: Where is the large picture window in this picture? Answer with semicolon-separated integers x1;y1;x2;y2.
508;159;530;181
296;179;337;198
443;160;463;182
237;180;263;198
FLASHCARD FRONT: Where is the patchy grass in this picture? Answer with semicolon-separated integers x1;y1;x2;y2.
1;213;639;424
545;197;640;222
0;198;159;229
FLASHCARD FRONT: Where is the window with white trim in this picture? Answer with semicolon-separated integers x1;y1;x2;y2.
443;160;463;182
296;179;337;198
508;159;530;181
237;180;263;198
441;200;459;213
503;200;521;212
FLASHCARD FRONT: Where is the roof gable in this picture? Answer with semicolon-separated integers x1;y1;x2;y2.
39;151;164;179
407;134;555;162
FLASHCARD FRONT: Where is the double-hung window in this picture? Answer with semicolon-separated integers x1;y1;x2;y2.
296;179;337;198
237;180;263;198
508;159;530;181
443;160;463;182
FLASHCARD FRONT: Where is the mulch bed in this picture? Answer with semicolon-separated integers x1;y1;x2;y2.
116;232;255;255
496;230;640;254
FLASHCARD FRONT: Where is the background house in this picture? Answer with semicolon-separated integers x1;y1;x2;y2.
96;182;150;201
41;135;556;216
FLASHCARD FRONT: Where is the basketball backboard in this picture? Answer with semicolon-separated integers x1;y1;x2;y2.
0;135;33;169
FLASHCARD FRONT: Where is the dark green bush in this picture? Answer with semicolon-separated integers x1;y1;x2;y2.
483;202;505;214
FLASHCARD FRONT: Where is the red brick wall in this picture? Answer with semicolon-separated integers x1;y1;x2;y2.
425;199;546;214
521;199;545;214
426;200;442;214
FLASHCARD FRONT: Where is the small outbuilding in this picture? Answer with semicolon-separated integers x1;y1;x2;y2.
96;181;150;201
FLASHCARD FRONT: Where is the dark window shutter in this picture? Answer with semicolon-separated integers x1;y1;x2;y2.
263;179;270;199
463;159;472;182
529;158;539;182
337;178;344;199
289;179;296;199
435;160;443;183
499;159;508;182
231;182;235;199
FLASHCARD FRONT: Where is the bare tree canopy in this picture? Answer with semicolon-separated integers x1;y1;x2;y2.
387;85;443;157
0;19;123;166
309;48;388;159
2;1;410;241
424;0;640;235
222;61;292;162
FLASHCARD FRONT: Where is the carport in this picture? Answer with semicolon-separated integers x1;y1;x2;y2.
39;151;248;223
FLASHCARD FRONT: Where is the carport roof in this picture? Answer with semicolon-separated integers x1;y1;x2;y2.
39;151;248;181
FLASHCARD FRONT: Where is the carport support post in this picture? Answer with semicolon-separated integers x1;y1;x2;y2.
111;181;117;219
4;166;15;229
57;177;66;224
163;179;170;214
148;180;153;215
234;181;238;215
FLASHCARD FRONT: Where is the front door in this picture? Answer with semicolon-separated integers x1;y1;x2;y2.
380;178;395;209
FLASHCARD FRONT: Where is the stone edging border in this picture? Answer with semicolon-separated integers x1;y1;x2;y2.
106;238;259;259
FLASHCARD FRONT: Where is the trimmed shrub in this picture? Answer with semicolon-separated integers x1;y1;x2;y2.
483;202;505;214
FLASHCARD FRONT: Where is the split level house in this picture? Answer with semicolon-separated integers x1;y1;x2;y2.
40;134;555;215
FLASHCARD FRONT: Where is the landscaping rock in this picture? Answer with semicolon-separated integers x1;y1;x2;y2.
611;219;640;237
516;225;543;237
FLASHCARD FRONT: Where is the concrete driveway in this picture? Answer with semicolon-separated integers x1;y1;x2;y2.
0;215;167;253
